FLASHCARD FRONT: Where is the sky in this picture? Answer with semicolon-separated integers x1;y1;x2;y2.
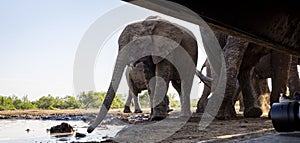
0;0;207;100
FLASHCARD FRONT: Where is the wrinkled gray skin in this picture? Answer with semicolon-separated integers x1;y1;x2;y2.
254;54;300;100
197;32;292;119
236;53;299;114
87;16;198;133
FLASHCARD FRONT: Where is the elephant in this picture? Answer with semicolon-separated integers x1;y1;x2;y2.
196;33;268;118
87;16;199;133
253;54;300;101
196;31;293;119
123;62;145;114
123;61;211;114
123;61;172;114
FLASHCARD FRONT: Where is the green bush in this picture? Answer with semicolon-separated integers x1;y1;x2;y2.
77;91;125;109
0;96;16;110
168;93;180;108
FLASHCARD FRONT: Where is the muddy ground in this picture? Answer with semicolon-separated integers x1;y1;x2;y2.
0;108;276;143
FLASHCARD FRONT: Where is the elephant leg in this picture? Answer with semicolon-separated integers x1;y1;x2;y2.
149;61;171;120
196;62;212;113
270;51;291;105
196;85;211;113
171;67;194;116
216;36;248;119
124;91;133;113
133;94;142;113
171;78;192;116
238;68;262;117
237;92;244;112
288;56;300;98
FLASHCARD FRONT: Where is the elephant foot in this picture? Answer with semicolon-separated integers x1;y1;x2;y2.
216;106;236;120
149;114;167;121
134;109;143;113
196;99;208;113
239;107;244;112
123;106;132;113
196;105;205;113
244;107;262;118
167;108;174;113
149;107;168;121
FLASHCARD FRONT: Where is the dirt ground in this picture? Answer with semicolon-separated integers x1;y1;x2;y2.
160;113;275;143
109;108;275;143
0;108;276;143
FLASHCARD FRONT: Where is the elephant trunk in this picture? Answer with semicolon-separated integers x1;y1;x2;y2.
87;53;127;133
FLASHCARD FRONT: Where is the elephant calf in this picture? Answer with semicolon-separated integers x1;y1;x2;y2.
123;61;172;114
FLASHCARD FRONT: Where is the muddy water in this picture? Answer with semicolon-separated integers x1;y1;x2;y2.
0;119;125;143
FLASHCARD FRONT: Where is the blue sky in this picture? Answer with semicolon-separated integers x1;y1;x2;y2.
0;0;207;100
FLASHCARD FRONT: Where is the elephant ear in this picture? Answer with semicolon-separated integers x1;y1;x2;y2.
118;23;145;50
145;20;184;64
118;22;153;65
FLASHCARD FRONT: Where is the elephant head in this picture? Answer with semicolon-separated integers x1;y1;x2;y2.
87;16;200;133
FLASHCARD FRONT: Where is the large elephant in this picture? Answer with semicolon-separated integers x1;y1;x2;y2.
87;16;199;133
196;32;292;119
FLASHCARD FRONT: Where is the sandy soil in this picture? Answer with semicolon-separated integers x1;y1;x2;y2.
160;114;275;143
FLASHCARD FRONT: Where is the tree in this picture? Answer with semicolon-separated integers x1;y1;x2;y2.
35;94;56;109
168;93;180;108
11;95;22;109
139;91;150;108
77;91;103;109
111;94;125;109
63;95;81;109
0;96;16;110
77;91;125;109
18;95;36;109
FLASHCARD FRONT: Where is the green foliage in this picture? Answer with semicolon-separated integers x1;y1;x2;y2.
137;92;180;108
168;93;180;108
77;91;125;109
138;91;150;108
35;94;56;109
111;94;125;109
19;95;37;109
0;90;193;111
0;96;16;110
77;91;103;109
63;95;81;109
191;99;198;108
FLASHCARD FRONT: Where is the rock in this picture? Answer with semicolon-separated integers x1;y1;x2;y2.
50;122;74;134
75;132;86;138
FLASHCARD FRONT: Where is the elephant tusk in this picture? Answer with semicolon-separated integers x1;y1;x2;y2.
195;69;213;82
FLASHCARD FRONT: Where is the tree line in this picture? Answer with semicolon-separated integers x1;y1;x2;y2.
0;91;198;111
0;91;124;110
